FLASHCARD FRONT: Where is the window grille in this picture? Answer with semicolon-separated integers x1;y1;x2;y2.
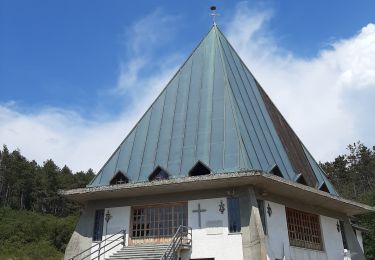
286;207;323;251
131;203;187;239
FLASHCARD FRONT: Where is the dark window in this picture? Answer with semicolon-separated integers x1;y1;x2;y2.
110;171;129;185
149;166;169;181
189;161;210;176
296;174;307;186
286;207;323;250
93;209;104;241
319;182;329;193
269;165;283;178
227;197;241;233
257;200;267;235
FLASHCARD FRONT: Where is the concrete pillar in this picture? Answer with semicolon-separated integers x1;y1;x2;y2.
342;218;366;260
239;186;267;260
64;205;95;260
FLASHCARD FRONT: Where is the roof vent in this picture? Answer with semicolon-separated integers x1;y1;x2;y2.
149;166;170;181
269;164;283;178
109;171;129;185
189;161;211;176
295;174;308;186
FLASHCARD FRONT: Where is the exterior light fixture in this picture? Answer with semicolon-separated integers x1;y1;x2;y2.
105;210;112;223
267;203;272;217
219;200;225;214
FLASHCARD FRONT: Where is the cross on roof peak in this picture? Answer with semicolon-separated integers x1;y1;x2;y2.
209;6;220;26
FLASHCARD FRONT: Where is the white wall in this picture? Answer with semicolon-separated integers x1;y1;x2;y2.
265;201;291;260
180;198;243;260
90;206;130;260
320;215;345;260
289;247;327;260
265;201;346;260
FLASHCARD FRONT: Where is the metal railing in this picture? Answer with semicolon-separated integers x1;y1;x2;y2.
160;226;192;260
69;229;126;260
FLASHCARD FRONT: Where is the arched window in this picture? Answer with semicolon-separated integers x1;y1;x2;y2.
149;166;170;181
109;171;129;185
269;164;283;178
189;161;211;176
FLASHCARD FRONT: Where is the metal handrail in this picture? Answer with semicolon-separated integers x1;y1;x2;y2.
69;229;126;260
160;226;192;260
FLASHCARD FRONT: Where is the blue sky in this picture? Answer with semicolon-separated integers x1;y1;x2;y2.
1;1;375;172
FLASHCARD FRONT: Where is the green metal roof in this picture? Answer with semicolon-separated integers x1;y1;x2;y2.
88;25;337;195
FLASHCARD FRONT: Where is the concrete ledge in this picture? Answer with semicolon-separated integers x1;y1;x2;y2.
60;171;374;216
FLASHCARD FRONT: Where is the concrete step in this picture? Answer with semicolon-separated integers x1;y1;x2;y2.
106;243;169;260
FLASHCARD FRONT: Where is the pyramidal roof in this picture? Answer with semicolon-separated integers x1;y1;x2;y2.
88;25;337;195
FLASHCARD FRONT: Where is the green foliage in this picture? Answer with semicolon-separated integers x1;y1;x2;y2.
0;145;94;216
0;145;94;259
321;142;375;259
0;208;78;259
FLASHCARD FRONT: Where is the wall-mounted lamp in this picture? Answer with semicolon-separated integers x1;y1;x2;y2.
267;203;272;217
219;200;225;214
105;210;112;223
227;188;236;197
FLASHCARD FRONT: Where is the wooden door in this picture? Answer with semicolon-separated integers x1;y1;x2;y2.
129;202;188;245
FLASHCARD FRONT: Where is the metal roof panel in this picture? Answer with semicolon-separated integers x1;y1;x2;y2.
87;25;337;195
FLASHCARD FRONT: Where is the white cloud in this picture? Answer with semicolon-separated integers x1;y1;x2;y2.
225;3;375;161
1;5;374;173
0;10;181;172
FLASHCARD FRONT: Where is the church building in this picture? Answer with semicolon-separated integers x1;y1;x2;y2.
62;23;374;260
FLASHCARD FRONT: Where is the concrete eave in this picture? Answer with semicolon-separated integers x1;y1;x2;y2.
351;224;370;233
60;171;374;216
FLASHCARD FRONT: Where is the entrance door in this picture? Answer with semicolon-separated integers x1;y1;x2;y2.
130;202;188;245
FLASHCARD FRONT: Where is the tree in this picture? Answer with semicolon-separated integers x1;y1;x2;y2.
321;141;375;259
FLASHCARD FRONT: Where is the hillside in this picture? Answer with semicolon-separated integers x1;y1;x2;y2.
0;208;76;259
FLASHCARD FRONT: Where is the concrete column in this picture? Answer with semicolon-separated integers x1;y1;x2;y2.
342;218;366;260
239;186;267;260
64;205;95;260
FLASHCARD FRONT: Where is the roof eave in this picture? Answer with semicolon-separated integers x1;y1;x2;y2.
60;171;374;216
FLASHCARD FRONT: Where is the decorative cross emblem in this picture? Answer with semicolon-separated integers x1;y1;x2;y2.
192;203;207;228
219;200;225;214
116;179;125;184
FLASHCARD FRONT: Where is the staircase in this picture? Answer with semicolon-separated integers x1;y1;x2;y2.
69;226;191;260
107;226;192;260
106;244;169;260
